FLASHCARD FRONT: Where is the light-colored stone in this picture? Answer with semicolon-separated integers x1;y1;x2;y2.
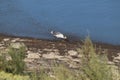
11;38;20;43
3;38;10;42
42;52;62;59
58;57;70;61
78;54;83;58
114;56;120;61
0;46;6;49
43;48;52;51
68;50;78;57
10;42;25;49
0;43;4;46
72;59;81;63
53;49;59;52
114;53;120;61
6;56;12;61
27;53;41;59
107;61;115;65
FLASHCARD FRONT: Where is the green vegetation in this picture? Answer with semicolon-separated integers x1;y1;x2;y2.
0;71;30;80
79;36;112;80
0;45;26;74
0;37;120;80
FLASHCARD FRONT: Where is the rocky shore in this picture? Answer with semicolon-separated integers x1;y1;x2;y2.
0;34;120;71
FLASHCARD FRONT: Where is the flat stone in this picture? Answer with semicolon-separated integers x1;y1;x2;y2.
11;38;20;43
3;38;10;42
72;59;81;63
27;53;41;59
113;60;120;63
43;48;52;52
107;61;115;65
58;57;70;61
53;49;59;52
114;54;120;61
42;52;62;59
0;46;6;50
78;54;83;58
0;43;4;46
68;50;78;57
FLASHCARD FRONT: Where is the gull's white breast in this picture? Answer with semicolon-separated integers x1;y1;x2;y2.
54;34;64;38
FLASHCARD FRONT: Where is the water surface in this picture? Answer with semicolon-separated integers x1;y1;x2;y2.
0;0;120;44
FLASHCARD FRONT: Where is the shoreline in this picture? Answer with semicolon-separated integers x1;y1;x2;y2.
0;33;120;71
0;33;120;47
0;33;120;61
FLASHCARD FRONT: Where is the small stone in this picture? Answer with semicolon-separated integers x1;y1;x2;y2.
3;38;10;42
78;54;83;58
43;48;52;51
0;43;4;46
68;50;78;57
11;38;20;43
6;56;12;61
53;49;59;52
42;52;62;59
107;61;115;65
114;54;120;61
72;59;81;63
58;57;70;61
27;53;41;59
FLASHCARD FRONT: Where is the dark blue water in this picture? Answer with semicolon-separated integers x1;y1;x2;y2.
0;0;120;45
